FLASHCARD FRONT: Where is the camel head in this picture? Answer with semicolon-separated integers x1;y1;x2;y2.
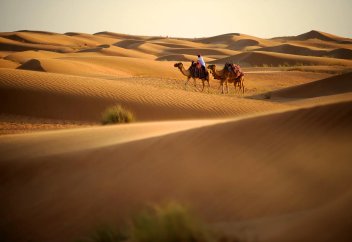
207;64;216;73
174;62;183;68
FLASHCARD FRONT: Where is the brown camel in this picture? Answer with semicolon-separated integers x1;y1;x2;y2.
174;62;210;91
207;64;245;94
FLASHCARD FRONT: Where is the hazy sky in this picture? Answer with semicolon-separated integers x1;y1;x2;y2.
0;0;351;38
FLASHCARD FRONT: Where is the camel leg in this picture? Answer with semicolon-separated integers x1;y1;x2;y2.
240;77;245;94
184;77;190;90
193;78;200;91
226;80;229;94
236;81;240;93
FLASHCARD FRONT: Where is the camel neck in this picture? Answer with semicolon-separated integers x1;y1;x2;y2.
212;68;224;79
179;66;189;76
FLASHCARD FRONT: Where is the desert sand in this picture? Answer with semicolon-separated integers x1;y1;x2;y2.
1;30;352;242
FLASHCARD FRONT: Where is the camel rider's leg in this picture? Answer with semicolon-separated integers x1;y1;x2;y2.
201;65;206;78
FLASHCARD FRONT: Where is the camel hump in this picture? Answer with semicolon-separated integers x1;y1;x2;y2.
190;62;208;79
226;63;244;77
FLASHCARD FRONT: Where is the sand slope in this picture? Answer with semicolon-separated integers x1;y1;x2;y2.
270;72;352;99
1;99;351;242
4;50;64;64
0;68;287;122
0;59;19;69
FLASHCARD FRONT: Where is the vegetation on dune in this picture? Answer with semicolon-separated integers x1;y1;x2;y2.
77;225;127;242
129;202;213;242
77;202;237;242
101;104;135;125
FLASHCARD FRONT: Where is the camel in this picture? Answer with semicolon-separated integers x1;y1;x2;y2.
207;64;245;94
174;62;210;91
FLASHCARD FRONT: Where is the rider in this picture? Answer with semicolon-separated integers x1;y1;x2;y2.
197;54;206;77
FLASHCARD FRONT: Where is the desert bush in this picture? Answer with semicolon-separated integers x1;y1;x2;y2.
101;105;135;125
91;226;126;242
78;203;237;242
80;203;215;242
130;202;213;242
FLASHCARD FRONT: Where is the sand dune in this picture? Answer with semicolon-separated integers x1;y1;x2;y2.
211;51;352;66
64;32;119;45
52;56;181;77
0;31;132;53
0;59;19;69
198;33;277;49
292;30;352;43
156;54;215;62
1;99;351;242
16;55;182;78
0;31;95;47
328;48;352;60
0;68;287;122
17;58;130;77
0;36;74;52
144;36;209;48
76;45;156;59
243;71;332;96
166;47;239;57
272;30;352;43
156;54;194;62
269;72;352;99
4;50;64;64
258;44;352;60
289;39;352;51
94;31;148;40
258;44;327;57
0;113;92;135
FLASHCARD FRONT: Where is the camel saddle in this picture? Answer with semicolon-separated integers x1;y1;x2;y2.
226;63;244;78
190;61;208;79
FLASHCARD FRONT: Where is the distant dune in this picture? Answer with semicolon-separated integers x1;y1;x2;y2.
211;51;352;66
272;30;352;43
4;50;64;64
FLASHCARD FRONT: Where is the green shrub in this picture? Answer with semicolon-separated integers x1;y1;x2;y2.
78;203;235;242
129;202;213;242
76;225;127;242
101;105;135;125
92;226;126;242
